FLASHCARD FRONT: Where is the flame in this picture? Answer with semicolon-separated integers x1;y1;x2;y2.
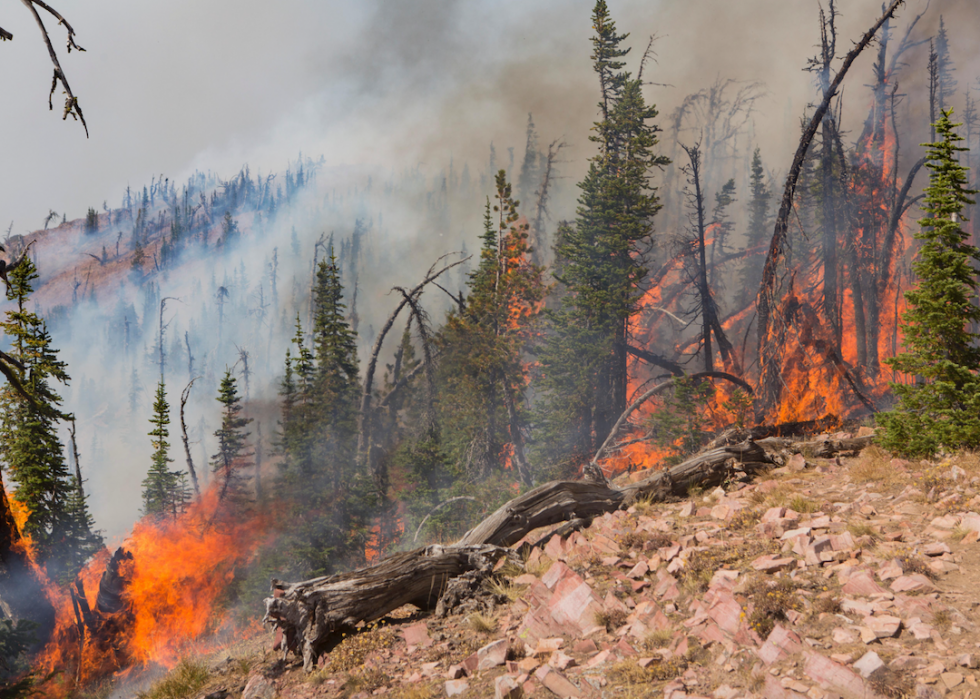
37;485;273;693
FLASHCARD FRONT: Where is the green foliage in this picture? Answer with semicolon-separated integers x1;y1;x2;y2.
739;147;771;301
85;207;98;234
219;211;240;248
536;1;668;470
211;370;253;507
646;377;711;462
277;251;371;577
0;257;101;581
435;172;544;479
723;388;753;430
879;110;980;457
142;381;188;520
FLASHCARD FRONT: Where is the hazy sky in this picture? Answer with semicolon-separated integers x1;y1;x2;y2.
1;0;976;236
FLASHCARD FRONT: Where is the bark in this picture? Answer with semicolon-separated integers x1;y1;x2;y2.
180;378;201;497
0;485;55;635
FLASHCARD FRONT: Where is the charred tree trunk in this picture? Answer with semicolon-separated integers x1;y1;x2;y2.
0;486;55;637
756;0;906;413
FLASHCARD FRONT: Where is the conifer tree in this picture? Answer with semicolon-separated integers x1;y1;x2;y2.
537;1;668;469
211;370;253;505
142;380;186;520
0;258;100;580
879;110;980;456
739;147;771;305
437;172;545;482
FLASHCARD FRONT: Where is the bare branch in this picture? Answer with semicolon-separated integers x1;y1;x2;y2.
19;0;88;137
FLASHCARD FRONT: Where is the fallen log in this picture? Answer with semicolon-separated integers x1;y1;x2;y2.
264;439;774;670
265;544;517;671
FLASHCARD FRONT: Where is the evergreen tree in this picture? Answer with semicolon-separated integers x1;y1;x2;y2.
142;380;187;520
219;211;241;248
536;1;668;470
935;16;957;112
879;110;980;456
437;173;545;481
739;147;771;305
277;252;368;576
211;370;253;506
0;258;100;580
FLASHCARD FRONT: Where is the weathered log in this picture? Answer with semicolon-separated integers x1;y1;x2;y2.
755;434;875;459
264;440;775;670
264;544;516;671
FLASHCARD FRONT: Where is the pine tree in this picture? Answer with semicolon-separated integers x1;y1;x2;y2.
437;173;545;481
536;1;668;469
277;253;368;575
739;147;771;305
879;110;980;457
211;370;253;506
142;380;186;520
0;258;100;580
935;16;957;113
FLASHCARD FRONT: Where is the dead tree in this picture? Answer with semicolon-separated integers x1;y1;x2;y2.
756;0;906;413
1;0;88;135
180;378;200;497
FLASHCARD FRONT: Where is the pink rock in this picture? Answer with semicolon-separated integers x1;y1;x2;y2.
706;593;743;635
495;675;523;699
757;624;803;665
478;639;510;671
679;501;697;517
550;650;576;670
534;638;564;655
572;639;598;655
242;675;276;699
548;573;605;634
585;649;613;669
780;527;811;540
711;504;732;520
841;571;887;597
751;554;795;573
865;615;901;639
787;453;807;471
626;560;649;579
960;513;980;534
832;627;858;644
513;573;539;586
446;665;466;680
853;651;885;678
829;531;855;551
401;622;433;648
762;507;787;523
890;575;938;593
534;665;582;698
445;679;470;697
809;516;832;529
803;650;884;699
922;542;950;557
878;560;903;581
542;561;576;590
615;638;638;657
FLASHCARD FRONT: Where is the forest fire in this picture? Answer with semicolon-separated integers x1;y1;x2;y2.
35;487;272;694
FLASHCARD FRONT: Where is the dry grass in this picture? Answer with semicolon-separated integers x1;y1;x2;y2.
594;607;629;633
788;495;819;514
611;657;687;685
850;445;901;485
467;612;497;635
847;521;878;542
744;577;802;638
389;686;437;699
867;666;915;699
340;668;391;698
948;525;969;541
321;623;398;675
748;483;791;508
643;628;674;650
728;508;761;530
931;609;952;631
136;659;209;699
896;551;937;580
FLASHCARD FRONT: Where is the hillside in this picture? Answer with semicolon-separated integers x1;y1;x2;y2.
132;435;980;699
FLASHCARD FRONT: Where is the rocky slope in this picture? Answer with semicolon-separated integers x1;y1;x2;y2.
162;437;980;699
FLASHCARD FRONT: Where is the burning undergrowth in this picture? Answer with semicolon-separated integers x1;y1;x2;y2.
35;486;274;695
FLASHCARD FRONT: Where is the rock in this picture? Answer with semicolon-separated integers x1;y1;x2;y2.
445;679;470;697
781;527;812;540
495;675;523;699
788;453;808;471
534;665;582;698
940;673;963;690
706;592;743;635
853;652;885;679
832;627;858;644
930;515;959;529
858;626;877;644
242;676;276;699
478;639;510;671
762;507;788;523
752;554;796;573
402;622;433;648
550;651;576;671
865;615;901;639
572;639;598;655
803;650;882;699
877;560;903;581
534;638;564;655
888;656;930;671
956;654;978;669
922;542;950;557
842;572;888;597
679;502;697;517
711;505;733;520
626;560;649;579
890;575;938;593
960;513;980;534
758;625;803;665
446;665;466;680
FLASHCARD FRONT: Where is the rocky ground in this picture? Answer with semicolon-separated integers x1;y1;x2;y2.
174;436;980;699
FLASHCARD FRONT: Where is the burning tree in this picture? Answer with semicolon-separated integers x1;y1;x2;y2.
0;257;101;583
879;110;980;457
